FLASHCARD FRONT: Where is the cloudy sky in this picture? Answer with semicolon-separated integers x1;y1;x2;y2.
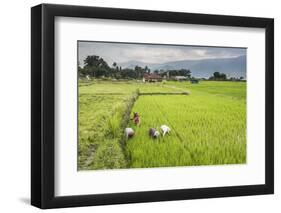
78;41;246;66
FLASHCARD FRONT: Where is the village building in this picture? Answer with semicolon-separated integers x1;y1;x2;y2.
143;73;163;82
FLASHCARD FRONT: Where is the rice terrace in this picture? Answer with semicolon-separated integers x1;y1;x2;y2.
78;41;247;170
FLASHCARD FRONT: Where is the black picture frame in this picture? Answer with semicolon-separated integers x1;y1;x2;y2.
31;3;274;209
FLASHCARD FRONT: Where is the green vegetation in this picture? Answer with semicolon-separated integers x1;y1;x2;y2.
79;54;192;80
166;81;246;100
78;80;246;170
78;54;245;81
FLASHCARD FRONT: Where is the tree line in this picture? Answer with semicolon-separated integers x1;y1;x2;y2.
78;55;193;80
78;55;244;81
78;55;150;79
208;72;244;81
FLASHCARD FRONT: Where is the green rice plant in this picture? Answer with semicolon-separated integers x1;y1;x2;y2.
78;80;246;170
126;81;246;168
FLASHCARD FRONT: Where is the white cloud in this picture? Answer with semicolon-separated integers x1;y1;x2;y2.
78;41;246;66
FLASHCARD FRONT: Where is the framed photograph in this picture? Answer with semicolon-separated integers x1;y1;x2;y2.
31;3;274;209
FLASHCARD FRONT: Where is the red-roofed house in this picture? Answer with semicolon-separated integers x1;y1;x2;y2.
143;73;163;82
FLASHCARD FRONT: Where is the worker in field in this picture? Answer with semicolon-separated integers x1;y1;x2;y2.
125;127;134;139
132;112;141;126
149;128;160;138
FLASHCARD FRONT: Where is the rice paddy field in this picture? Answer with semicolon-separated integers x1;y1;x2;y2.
78;80;246;170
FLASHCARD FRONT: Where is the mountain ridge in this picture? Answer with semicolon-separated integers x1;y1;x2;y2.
118;55;246;78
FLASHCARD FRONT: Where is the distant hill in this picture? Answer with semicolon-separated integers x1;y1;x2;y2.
119;55;246;78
